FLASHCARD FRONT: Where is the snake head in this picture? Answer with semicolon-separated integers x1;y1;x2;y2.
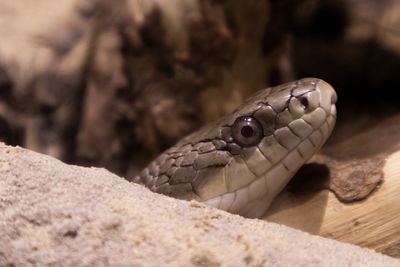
137;78;337;218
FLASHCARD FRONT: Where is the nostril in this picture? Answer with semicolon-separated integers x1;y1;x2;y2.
299;96;309;109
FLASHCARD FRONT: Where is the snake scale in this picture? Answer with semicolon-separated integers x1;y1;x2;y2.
132;78;337;218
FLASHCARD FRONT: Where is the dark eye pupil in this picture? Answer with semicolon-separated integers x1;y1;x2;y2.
241;126;254;137
231;116;263;147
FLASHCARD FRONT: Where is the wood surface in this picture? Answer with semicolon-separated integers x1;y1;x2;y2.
264;114;400;258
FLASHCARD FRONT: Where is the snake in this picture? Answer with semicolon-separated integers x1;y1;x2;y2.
132;78;337;218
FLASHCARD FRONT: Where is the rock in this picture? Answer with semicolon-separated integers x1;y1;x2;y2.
0;142;398;266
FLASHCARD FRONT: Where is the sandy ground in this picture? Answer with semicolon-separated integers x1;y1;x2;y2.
0;142;398;266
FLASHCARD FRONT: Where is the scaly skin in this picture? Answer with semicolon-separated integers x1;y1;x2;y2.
133;78;337;218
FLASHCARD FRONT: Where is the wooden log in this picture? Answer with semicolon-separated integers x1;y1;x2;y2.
264;113;400;258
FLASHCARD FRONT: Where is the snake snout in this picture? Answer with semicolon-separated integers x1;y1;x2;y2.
316;79;337;114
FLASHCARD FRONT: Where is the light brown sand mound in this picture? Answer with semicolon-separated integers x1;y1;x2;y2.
0;142;398;266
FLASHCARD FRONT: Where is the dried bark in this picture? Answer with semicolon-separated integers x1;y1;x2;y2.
266;113;400;258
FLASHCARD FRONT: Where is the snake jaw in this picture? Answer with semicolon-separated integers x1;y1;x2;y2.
135;78;337;218
203;79;337;217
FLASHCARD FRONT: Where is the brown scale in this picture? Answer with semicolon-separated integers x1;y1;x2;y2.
133;78;334;213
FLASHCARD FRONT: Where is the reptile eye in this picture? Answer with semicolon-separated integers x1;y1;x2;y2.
232;116;263;147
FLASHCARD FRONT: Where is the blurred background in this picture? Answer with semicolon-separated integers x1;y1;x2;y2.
0;0;399;178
